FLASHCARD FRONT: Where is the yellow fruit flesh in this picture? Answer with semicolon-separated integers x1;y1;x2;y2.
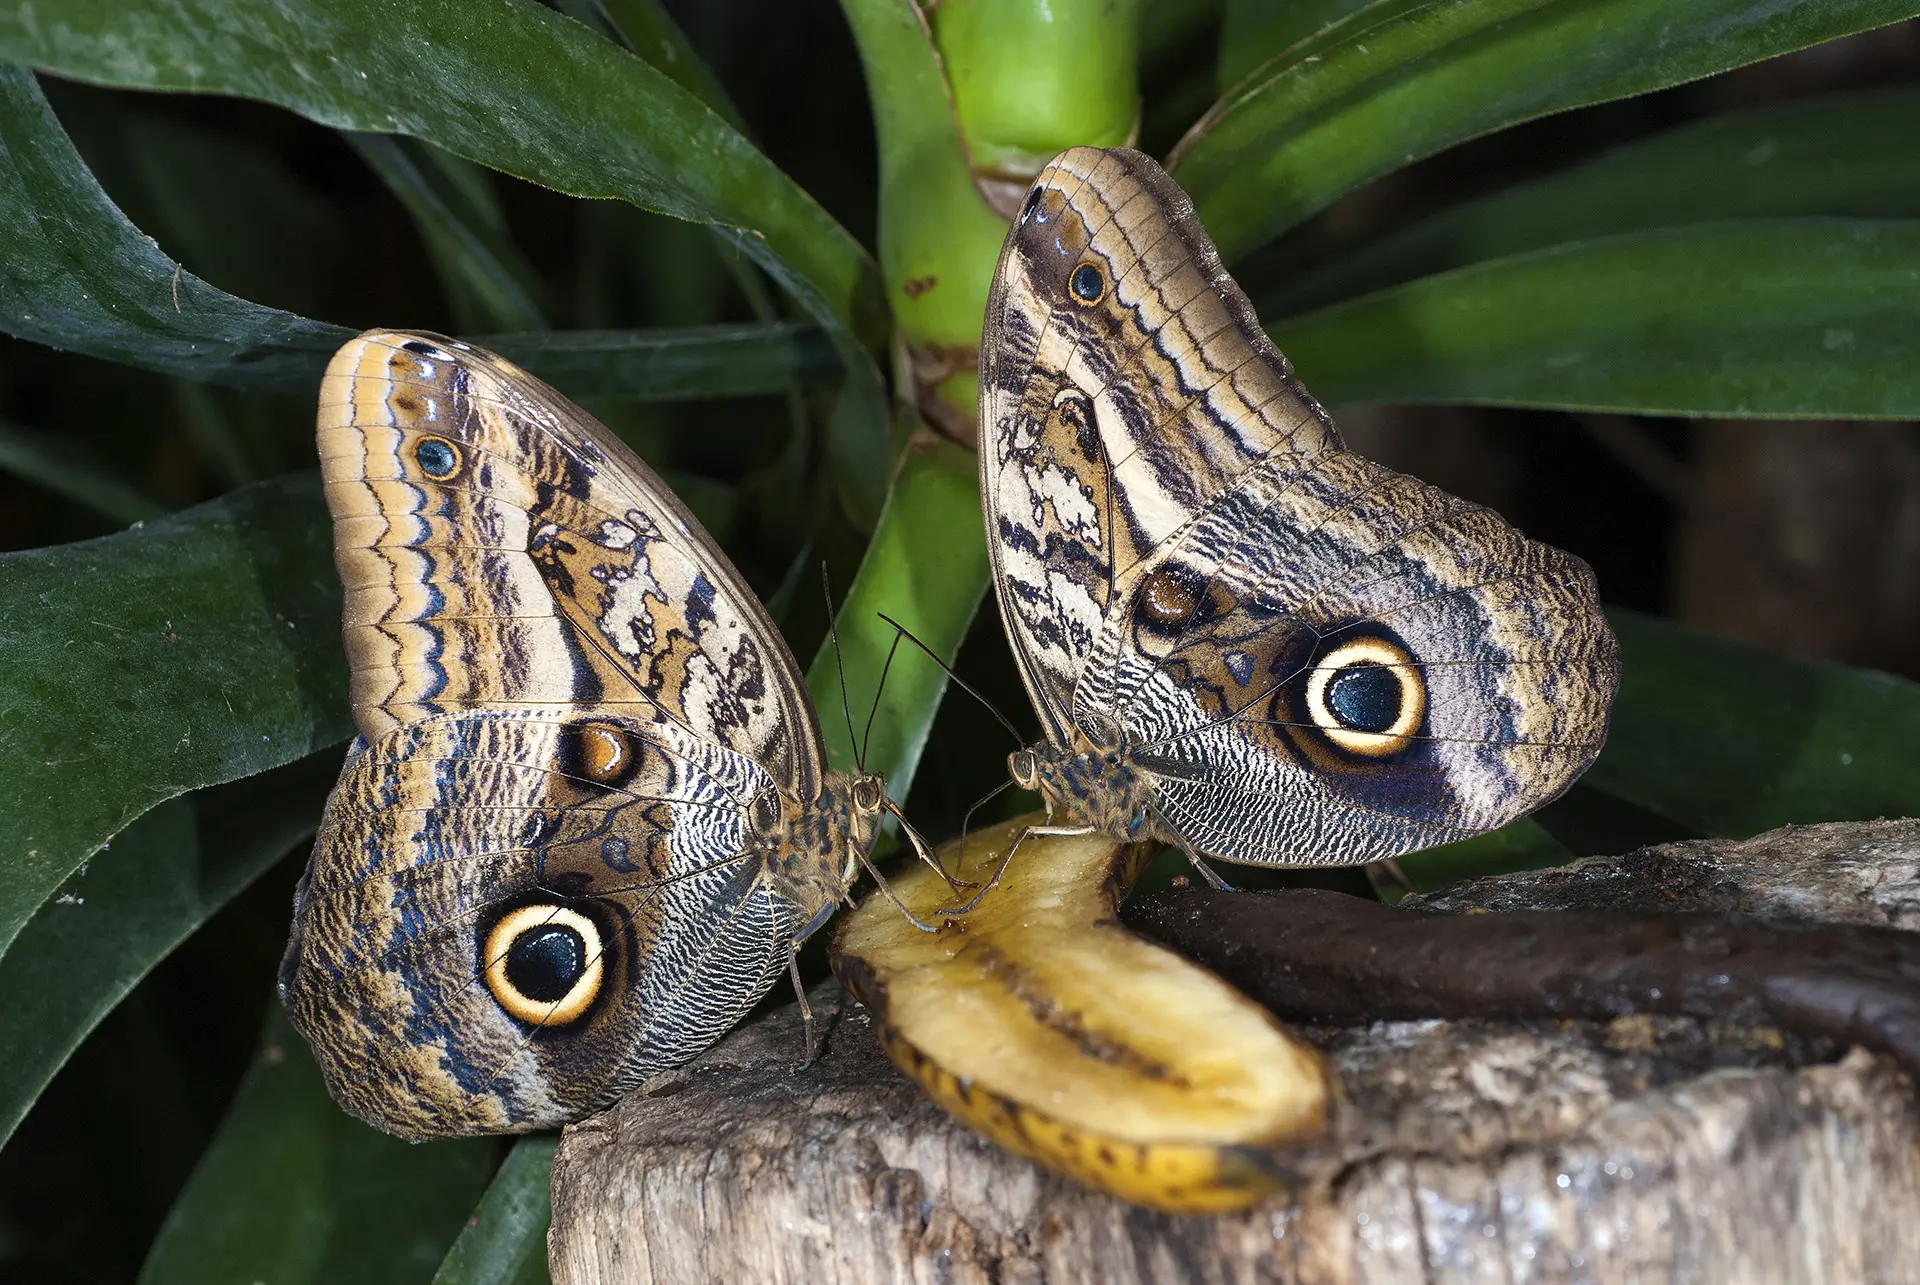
832;815;1337;1213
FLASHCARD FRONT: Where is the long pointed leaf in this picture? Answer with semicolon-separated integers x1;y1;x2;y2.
137;1008;496;1285
431;1136;556;1285
1587;610;1920;838
1270;85;1920;315
0;753;335;1149
1171;0;1920;262
0;0;889;518
1273;219;1920;417
0;474;345;963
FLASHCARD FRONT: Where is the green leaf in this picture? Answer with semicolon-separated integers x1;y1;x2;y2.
0;64;837;405
553;0;749;135
1170;0;1920;262
137;1007;497;1285
0;474;345;964
0;62;353;391
431;1136;556;1285
0;0;891;519
346;133;550;333
1269;85;1920;315
1587;611;1920;840
806;438;990;799
0;753;336;1150
0;415;167;525
483;325;837;403
1272;219;1920;417
1218;0;1373;87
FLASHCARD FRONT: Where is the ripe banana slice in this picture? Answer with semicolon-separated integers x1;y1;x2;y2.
831;814;1338;1213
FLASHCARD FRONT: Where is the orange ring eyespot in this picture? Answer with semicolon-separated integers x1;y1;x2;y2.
1304;636;1426;757
482;904;604;1026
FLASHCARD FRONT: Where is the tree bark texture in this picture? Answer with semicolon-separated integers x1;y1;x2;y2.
549;821;1920;1284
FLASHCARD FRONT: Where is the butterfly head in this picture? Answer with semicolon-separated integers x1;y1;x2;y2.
1012;738;1158;843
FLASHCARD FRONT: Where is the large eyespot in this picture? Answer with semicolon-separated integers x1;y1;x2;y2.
1304;636;1426;757
1068;261;1107;305
564;721;640;789
483;904;604;1026
413;435;460;479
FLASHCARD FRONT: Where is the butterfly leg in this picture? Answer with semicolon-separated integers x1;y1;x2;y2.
788;945;819;1067
1363;857;1414;901
937;822;1096;916
1168;828;1235;892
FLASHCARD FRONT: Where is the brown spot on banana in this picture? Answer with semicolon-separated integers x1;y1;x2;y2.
830;814;1338;1213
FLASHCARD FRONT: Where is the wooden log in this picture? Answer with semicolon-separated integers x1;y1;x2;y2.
549;821;1920;1284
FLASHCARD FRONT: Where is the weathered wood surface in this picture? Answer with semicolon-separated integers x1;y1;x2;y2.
550;821;1920;1284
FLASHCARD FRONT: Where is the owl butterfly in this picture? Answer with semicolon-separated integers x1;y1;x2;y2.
978;148;1619;875
280;331;890;1140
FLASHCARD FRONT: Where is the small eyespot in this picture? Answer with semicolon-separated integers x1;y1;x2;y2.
1304;636;1426;757
401;338;449;358
413;435;460;479
565;721;640;789
1069;261;1107;305
1137;565;1202;628
1020;187;1044;223
483;904;604;1026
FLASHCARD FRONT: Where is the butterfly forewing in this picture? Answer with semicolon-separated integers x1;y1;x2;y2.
981;148;1620;867
284;331;854;1139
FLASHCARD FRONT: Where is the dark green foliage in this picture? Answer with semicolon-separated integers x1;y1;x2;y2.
1;1;1917;1279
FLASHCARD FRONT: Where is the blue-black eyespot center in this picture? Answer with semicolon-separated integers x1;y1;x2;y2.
505;924;587;1004
1324;662;1402;733
414;435;460;479
1069;261;1107;304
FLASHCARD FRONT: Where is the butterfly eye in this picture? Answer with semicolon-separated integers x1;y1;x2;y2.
850;775;884;813
483;904;604;1026
1304;636;1426;757
1009;749;1039;789
565;721;641;789
412;435;461;479
1068;261;1108;305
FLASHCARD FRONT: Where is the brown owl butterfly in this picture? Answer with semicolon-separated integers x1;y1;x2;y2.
280;331;887;1140
978;148;1620;875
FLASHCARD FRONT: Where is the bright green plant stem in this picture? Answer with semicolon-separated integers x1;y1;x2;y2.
806;438;990;795
931;0;1144;177
839;0;1010;423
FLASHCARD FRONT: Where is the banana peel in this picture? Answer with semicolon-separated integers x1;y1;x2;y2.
831;814;1338;1214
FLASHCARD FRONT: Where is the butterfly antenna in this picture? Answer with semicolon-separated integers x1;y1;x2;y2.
875;611;1025;746
820;564;864;772
953;777;1013;890
859;627;906;771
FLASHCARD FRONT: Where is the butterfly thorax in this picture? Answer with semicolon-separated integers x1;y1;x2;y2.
764;773;883;931
1013;741;1157;841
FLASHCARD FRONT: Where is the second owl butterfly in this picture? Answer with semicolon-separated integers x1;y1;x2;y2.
979;147;1620;868
280;331;885;1140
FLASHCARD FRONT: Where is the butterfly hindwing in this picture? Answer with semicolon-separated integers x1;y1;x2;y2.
284;332;862;1139
981;149;1620;866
